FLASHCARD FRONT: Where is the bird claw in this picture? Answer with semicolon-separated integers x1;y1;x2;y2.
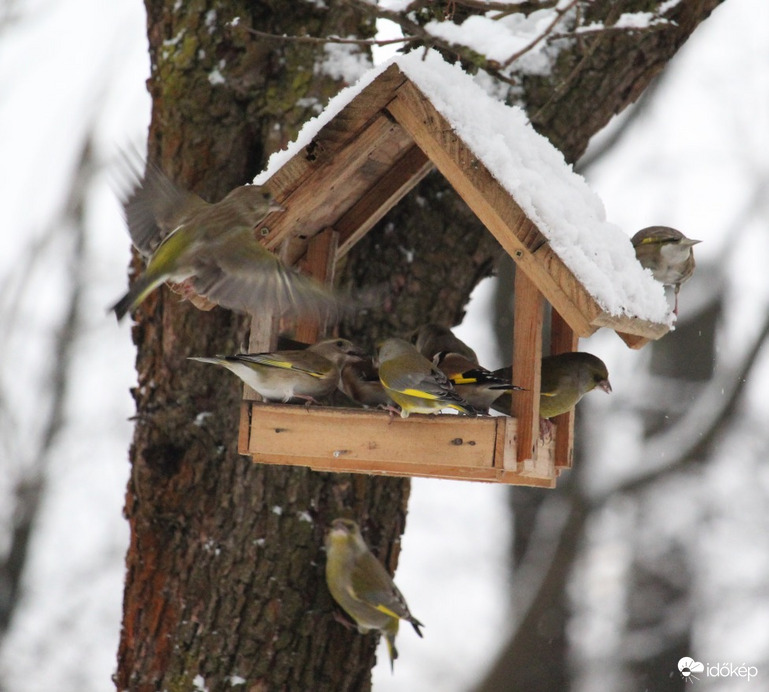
332;609;358;631
539;418;555;441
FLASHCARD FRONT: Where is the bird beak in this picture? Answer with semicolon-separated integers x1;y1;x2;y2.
269;200;286;213
598;380;612;394
685;238;702;246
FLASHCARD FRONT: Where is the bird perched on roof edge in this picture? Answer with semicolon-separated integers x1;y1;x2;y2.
325;518;423;671
631;225;701;315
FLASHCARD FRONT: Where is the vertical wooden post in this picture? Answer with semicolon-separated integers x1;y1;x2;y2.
294;228;339;344
511;268;544;466
550;310;579;471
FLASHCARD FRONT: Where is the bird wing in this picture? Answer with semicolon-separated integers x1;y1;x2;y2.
379;363;455;400
190;230;341;319
232;351;332;378
349;552;413;622
121;153;206;256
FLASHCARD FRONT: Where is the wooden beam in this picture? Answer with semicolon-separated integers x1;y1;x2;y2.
293;228;339;344
241;403;557;487
510;269;544;467
335;145;433;259
550;310;579;471
260;114;414;259
261;64;409;201
616;330;653;349
385;79;670;343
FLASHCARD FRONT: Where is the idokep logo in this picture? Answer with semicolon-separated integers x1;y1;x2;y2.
678;658;704;682
678;656;759;683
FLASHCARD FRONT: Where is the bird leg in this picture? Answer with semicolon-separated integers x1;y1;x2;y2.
539;417;555;441
332;609;358;631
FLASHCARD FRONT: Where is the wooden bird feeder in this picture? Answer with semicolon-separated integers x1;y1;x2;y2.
237;54;671;488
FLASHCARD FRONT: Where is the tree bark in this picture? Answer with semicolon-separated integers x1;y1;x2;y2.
117;1;726;689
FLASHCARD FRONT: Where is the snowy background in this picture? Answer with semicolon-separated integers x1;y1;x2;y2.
1;0;767;690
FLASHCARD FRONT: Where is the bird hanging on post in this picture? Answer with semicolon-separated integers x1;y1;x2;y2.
376;338;478;418
110;152;340;321
188;338;364;404
324;518;423;671
631;226;701;316
491;352;612;424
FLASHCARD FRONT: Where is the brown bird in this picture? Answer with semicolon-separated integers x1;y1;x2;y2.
432;351;524;412
338;356;394;410
631;226;701;315
409;323;479;363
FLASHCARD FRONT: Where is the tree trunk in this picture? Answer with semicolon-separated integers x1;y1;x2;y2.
116;1;726;689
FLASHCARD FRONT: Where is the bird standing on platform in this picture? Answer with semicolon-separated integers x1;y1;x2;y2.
338;356;394;410
409;323;479;363
376;338;477;418
491;352;611;421
432;350;524;412
189;338;364;404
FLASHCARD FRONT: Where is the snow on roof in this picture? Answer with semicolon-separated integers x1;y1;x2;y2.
254;49;672;325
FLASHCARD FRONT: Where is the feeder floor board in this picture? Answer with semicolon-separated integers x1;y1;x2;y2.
239;402;558;488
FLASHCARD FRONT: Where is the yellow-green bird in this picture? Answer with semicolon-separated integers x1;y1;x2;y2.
491;352;611;418
409;323;479;363
432;350;524;412
111;154;338;321
631;226;701;315
325;518;423;671
189;338;364;404
376;338;478;418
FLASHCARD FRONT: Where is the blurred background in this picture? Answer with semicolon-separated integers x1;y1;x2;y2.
0;0;767;690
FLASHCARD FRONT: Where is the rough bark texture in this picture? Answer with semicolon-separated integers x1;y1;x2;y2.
117;1;726;689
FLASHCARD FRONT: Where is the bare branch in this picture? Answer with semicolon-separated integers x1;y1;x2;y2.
502;0;579;67
236;24;417;48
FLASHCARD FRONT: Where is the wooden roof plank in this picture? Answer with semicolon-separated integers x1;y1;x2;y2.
386;79;606;338
262;64;409;199
335;145;433;260
261;114;414;256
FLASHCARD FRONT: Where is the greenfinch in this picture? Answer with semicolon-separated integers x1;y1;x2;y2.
376;338;477;418
433;350;524;412
409;323;479;363
631;226;701;315
324;518;423;671
189;338;364;404
491;352;611;418
111;154;339;321
338;356;394;410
